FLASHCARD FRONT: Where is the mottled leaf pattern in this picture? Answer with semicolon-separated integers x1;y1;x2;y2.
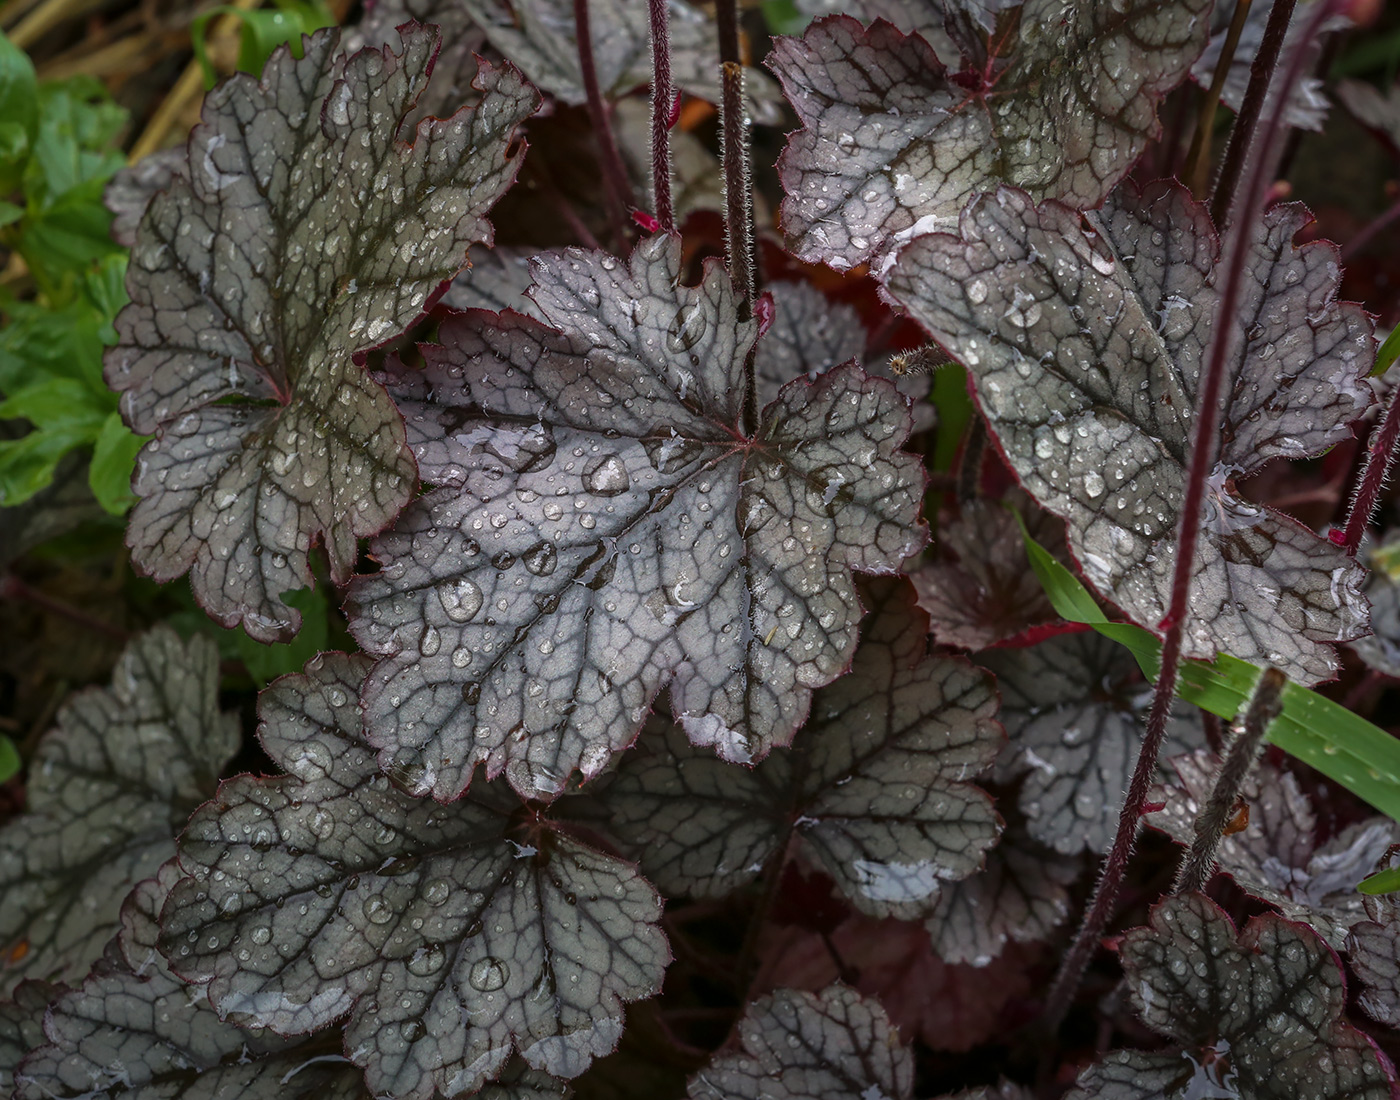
15;862;368;1100
982;631;1202;855
107;27;539;640
1066;893;1395;1100
755;281;866;404
0;627;238;995
349;235;927;800
104;148;183;249
1346;845;1400;1029
687;985;913;1100
605;580;1001;917
885;181;1374;683
768;4;1209;271
158;652;666;1100
1148;750;1397;946
0;982;56;1095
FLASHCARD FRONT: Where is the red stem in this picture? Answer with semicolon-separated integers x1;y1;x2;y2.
573;0;635;246
1342;379;1400;553
1043;0;1338;1029
648;0;675;232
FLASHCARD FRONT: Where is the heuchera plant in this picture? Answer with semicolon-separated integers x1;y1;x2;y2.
10;0;1400;1097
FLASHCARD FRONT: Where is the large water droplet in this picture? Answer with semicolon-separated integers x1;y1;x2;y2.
468;956;509;992
584;454;630;496
363;895;395;925
423;878;452;906
407;943;446;976
437;578;483;623
523;541;558;576
666;302;707;353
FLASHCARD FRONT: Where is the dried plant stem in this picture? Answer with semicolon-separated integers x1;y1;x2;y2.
1044;0;1330;1031
573;0;636;245
1341;380;1400;554
1184;0;1254;195
1209;0;1297;228
647;0;675;232
1175;667;1286;893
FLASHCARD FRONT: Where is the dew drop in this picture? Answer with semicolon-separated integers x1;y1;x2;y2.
437;578;483;622
468;956;509;992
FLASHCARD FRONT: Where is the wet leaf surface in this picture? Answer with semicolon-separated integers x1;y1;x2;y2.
0;981;57;1095
1147;750;1397;946
754;281;866;407
885;181;1374;684
768;4;1209;271
686;984;913;1100
982;631;1203;855
158;652;665;1100
0;626;239;996
1346;845;1400;1029
605;579;1001;917
1066;892;1395;1100
108;27;538;641
351;234;927;800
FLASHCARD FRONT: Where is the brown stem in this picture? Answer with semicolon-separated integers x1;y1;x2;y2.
957;415;986;503
648;0;675;232
574;0;635;245
1185;0;1255;195
1175;667;1286;894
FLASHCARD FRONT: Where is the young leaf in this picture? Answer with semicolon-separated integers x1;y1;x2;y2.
885;181;1374;685
1065;893;1395;1100
1147;750;1398;946
687;985;913;1100
981;631;1203;855
923;820;1078;967
158;652;667;1100
349;234;928;800
107;27;539;642
604;579;1002;917
14;861;369;1100
0;626;239;996
766;5;1209;271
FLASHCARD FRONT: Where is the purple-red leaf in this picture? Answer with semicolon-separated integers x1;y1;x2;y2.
884;181;1374;684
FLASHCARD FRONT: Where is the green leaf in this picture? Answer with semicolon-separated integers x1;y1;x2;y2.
761;0;809;36
931;362;974;473
1359;866;1400;896
191;0;334;89
0;424;98;506
1374;326;1400;378
0;33;37;192
88;411;145;514
232;584;331;686
0;377;107;429
1015;516;1400;823
0;735;18;784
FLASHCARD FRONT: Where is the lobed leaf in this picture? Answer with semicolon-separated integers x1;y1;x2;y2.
0;626;239;996
686;984;913;1100
982;631;1202;855
885;181;1374;684
767;4;1209;271
1347;846;1400;1029
349;234;928;800
1067;893;1395;1100
158;652;665;1100
604;579;1002;918
107;26;539;641
1147;750;1398;947
0;982;57;1095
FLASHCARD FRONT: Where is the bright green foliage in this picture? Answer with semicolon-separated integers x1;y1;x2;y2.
190;0;336;89
0;34;142;513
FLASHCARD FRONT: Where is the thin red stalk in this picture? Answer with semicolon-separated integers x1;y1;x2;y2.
647;0;675;232
1342;379;1400;553
1209;0;1297;228
573;0;635;245
1341;189;1400;262
1043;0;1336;1029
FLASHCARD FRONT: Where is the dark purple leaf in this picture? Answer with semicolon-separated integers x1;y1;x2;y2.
158;652;666;1100
107;27;539;641
1067;893;1396;1100
767;6;1209;271
1147;750;1398;946
604;579;1002;918
0;627;238;996
884;181;1375;684
687;985;913;1100
348;234;928;800
981;631;1203;855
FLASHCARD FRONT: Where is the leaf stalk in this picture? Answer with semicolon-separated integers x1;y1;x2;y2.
574;0;636;246
648;0;675;233
1342;379;1400;554
1184;0;1254;195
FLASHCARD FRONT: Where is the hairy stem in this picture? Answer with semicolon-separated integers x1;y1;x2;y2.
1185;0;1254;195
574;0;635;244
1044;0;1331;1030
647;0;675;232
1209;0;1296;228
720;57;757;435
1342;378;1400;554
1175;667;1286;894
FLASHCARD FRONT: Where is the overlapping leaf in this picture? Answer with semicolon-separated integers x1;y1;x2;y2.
982;631;1202;855
1065;893;1395;1100
0;982;55;1095
1346;845;1400;1029
460;0;781;122
158;652;666;1100
754;281;866;404
767;4;1209;271
604;579;1002;917
885;181;1374;684
687;985;913;1100
349;234;927;800
1147;750;1397;946
1352;535;1400;677
106;27;539;641
0;626;238;996
923;820;1078;966
104;147;183;249
15;861;369;1100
